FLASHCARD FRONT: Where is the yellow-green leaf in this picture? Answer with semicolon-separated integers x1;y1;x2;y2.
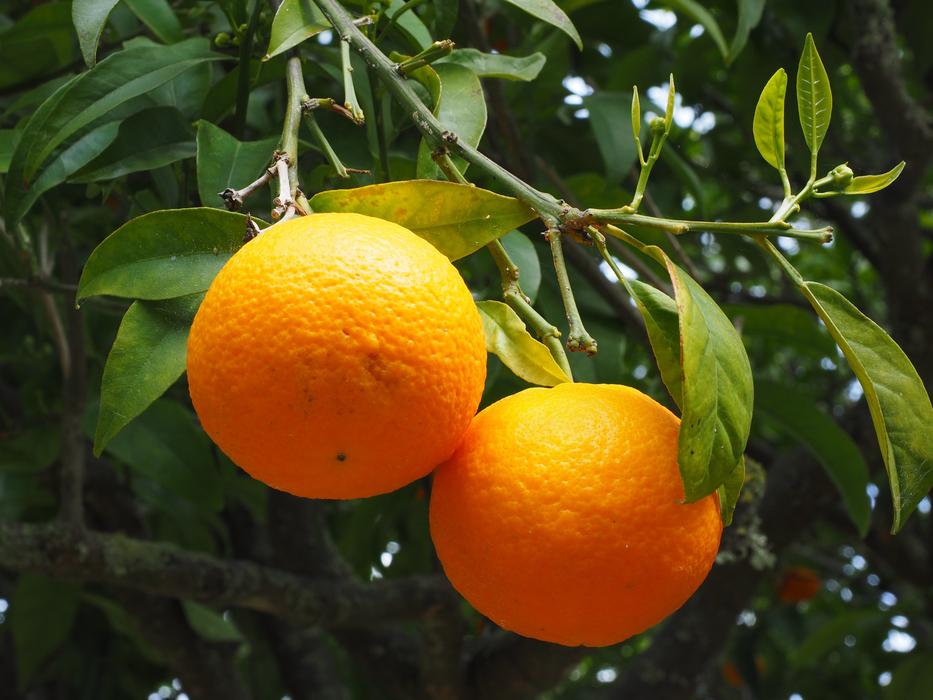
844;161;906;195
753;68;787;172
797;33;832;156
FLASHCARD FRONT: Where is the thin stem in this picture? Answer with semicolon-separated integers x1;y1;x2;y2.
303;110;349;178
220;167;274;210
233;0;263;138
375;0;430;44
396;40;455;74
341;39;365;124
432;151;469;184
547;229;597;355
591;229;639;301
629;125;668;212
280;57;305;192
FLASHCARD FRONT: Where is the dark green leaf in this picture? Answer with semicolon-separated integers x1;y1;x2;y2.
385;0;433;50
0;428;61;474
728;0;765;63
431;0;460;37
797;33;832;157
501;0;582;50
124;0;185;44
78;208;253;300
800;282;933;531
439;49;546;81
0;3;78;89
94;293;204;455
887;652;933;700
585;92;639;183
309;181;534;260
196;121;277;207
265;0;330;60
416;63;487;179
843;161;906;195
753;68;788;172
755;379;871;535
793;610;883;666
10;574;80;688
627;279;682;405
717;457;745;526
181;601;244;642
476;300;570;386
73;107;195;182
72;0;120;67
0;129;22;174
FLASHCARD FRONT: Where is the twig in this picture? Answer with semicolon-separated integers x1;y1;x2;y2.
546;228;597;354
220;167;274;211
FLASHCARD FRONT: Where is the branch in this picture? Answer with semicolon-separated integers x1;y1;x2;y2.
0;521;452;629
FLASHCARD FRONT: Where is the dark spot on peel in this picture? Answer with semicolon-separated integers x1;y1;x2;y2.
336;452;347;462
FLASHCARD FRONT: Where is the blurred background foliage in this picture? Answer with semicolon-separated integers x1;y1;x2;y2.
1;0;932;699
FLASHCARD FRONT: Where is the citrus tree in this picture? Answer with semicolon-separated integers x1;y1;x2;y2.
1;0;932;698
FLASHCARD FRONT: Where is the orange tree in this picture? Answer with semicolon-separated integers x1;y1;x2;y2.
1;0;932;698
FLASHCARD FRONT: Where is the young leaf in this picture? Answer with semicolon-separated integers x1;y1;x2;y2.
797;33;832;158
265;0;330;60
78;208;254;300
755;379;871;536
195;121;277;207
501;0;583;50
124;0;185;44
72;0;120;67
438;49;547;82
728;0;766;63
309;181;535;260
843;161;906;195
664;73;676;134
799;282;933;532
416;63;487;179
585;92;640;182
476;301;571;386
717;457;745;526
631;86;641;142
665;0;729;59
94;293;204;455
753;68;788;172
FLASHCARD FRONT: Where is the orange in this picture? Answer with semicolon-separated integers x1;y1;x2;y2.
187;212;487;499
429;383;722;646
777;566;822;603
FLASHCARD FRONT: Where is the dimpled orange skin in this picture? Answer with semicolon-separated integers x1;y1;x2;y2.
429;383;722;647
186;212;486;499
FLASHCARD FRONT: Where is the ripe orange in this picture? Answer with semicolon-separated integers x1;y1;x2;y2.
777;566;822;603
430;383;722;646
187;213;487;499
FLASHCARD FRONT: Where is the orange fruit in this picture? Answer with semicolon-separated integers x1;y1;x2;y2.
187;213;487;499
777;566;822;603
430;383;722;646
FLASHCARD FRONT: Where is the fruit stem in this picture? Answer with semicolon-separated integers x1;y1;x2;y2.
546;228;598;355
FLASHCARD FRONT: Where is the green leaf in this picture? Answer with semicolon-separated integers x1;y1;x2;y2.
585;92;640;182
10;574;80;688
438;49;546;81
501;0;582;50
78;208;253;300
385;0;433;50
755;379;871;536
631;86;641;144
265;0;331;60
501;231;542;304
181;601;244;642
94;293;204;455
662;144;707;217
0;4;78;90
793;610;883;667
799;282;933;532
843;161;906;195
627;279;682;405
431;0;459;37
4;38;224;224
95;399;224;510
0;427;61;474
663;73;675;134
753;68;788;172
196;121;277;207
73;106;195;182
309;181;534;260
725;303;838;360
476;300;570;386
717;457;745;526
664;0;728;59
887;652;933;700
643;248;754;501
124;0;185;44
728;0;765;63
796;33;832;157
72;0;121;67
416;63;487;179
0;129;21;174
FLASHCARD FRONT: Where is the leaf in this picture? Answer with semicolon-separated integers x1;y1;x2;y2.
94;293;204;455
717;457;745;526
0;129;20;173
796;33;832;157
438;49;546;81
793;610;883;667
78;208;253;300
10;574;80;688
755;379;871;535
662;144;707;217
725;303;838;360
0;427;61;474
385;0;433;50
72;0;121;67
309;181;534;260
0;4;78;90
4;38;224;224
887;652;933;700
728;0;766;63
476;301;570;386
627;280;682;405
585;92;640;183
124;0;185;44
631;86;641;143
196;121;277;207
416;63;487;179
799;282;933;531
265;0;331;60
181;601;244;642
843;161;906;195
664;0;729;59
94;399;224;510
501;0;582;50
501;231;542;303
431;0;460;37
73;106;195;182
753;68;788;172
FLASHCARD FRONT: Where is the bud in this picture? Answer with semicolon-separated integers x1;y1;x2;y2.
214;32;231;48
830;164;854;190
649;116;666;135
